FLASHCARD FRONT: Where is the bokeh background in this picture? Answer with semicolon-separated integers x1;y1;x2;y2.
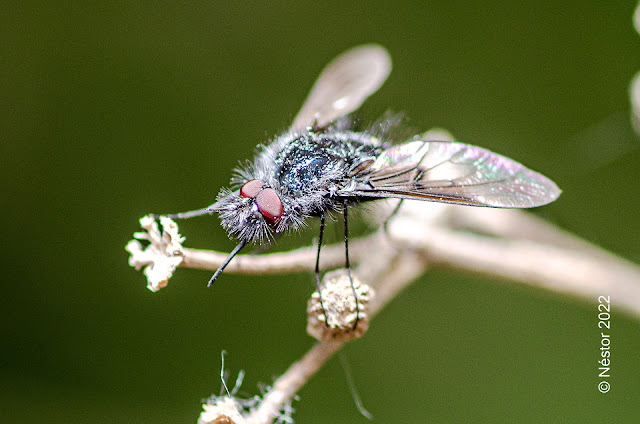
2;1;640;423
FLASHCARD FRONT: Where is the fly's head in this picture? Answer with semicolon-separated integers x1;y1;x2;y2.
212;179;303;244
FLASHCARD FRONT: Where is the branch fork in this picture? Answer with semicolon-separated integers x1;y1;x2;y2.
127;199;640;424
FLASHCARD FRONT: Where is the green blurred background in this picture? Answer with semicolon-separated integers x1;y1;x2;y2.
2;1;640;423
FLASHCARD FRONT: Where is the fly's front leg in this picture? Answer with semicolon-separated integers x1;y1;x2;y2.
315;213;329;327
151;206;214;220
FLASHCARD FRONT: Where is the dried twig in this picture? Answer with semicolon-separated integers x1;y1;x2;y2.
168;206;640;318
127;199;640;424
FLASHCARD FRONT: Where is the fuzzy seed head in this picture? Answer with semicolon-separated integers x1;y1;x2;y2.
307;269;374;341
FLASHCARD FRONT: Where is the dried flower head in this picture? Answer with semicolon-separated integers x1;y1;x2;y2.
199;397;245;424
307;269;374;341
125;216;185;292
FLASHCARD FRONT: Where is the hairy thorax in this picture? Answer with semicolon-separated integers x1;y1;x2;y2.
273;131;383;200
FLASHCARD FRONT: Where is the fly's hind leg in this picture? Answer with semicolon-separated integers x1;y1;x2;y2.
383;199;404;236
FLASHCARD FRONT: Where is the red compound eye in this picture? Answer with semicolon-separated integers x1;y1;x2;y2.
255;188;284;226
240;179;264;198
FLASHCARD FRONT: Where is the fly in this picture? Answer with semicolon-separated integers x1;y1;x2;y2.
155;44;561;327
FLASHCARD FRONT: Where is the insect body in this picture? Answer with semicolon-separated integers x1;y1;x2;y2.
216;129;385;243
158;45;561;321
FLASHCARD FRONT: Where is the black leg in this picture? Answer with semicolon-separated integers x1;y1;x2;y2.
208;239;247;287
151;207;213;221
383;199;404;236
343;199;360;330
315;213;329;327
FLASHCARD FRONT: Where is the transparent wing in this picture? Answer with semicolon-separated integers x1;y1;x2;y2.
290;44;392;132
343;141;561;208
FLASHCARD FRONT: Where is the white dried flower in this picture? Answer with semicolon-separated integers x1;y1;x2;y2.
307;269;374;341
125;216;185;292
199;397;245;424
199;386;296;424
